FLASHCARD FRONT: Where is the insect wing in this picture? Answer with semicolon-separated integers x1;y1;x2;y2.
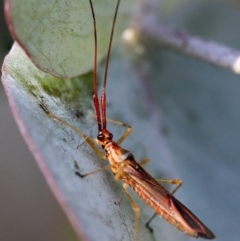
171;197;215;239
125;163;173;210
125;163;215;239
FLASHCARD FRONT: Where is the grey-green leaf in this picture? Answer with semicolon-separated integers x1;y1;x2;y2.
5;0;133;77
3;1;240;241
2;42;156;241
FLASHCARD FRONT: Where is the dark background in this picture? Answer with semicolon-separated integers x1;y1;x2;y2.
0;2;79;241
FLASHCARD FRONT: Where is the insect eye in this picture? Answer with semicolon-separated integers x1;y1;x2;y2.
98;134;104;140
109;133;113;139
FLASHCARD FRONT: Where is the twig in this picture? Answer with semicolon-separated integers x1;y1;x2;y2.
135;0;240;74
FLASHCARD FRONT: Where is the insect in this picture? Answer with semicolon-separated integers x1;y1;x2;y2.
43;0;215;240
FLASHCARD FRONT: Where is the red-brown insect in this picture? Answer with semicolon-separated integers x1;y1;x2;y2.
45;0;215;240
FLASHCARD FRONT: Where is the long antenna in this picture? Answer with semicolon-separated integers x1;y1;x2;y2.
89;0;121;131
89;0;102;131
101;0;121;129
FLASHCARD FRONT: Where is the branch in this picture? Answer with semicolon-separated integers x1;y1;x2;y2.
140;23;240;74
131;0;240;74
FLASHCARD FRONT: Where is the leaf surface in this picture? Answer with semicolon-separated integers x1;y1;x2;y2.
5;0;133;77
3;1;240;241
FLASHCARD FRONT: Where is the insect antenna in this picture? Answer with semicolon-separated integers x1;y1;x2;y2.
89;0;121;131
101;0;121;129
89;0;102;131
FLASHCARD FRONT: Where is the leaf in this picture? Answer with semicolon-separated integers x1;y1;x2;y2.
3;1;240;241
5;0;133;78
2;42;158;241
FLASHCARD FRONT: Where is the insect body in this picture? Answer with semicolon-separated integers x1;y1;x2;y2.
94;128;215;239
86;0;215;238
44;0;215;240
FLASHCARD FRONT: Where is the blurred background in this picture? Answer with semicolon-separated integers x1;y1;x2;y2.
1;0;240;241
0;1;80;241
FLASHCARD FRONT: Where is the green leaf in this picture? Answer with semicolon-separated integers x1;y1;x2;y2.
5;0;133;77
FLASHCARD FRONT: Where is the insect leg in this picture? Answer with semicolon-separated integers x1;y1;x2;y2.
139;157;150;167
40;105;106;159
155;179;182;195
106;117;132;145
75;164;111;178
145;179;182;232
40;105;112;178
114;160;140;241
123;183;140;241
92;114;132;144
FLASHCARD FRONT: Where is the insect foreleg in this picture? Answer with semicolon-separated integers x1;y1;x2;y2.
41;106;106;159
